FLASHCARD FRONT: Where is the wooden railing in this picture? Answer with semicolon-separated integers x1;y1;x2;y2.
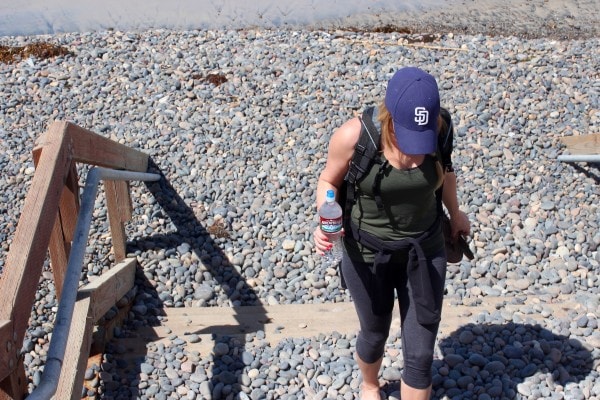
0;121;152;399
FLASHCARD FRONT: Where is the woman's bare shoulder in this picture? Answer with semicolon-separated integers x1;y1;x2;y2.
331;117;361;149
319;117;362;186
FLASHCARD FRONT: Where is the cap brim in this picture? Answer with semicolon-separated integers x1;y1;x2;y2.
393;122;437;155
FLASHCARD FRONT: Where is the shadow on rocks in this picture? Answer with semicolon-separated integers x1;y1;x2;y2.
105;159;269;399
568;162;600;185
432;322;594;399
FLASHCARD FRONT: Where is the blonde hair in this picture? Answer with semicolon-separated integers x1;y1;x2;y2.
377;101;445;189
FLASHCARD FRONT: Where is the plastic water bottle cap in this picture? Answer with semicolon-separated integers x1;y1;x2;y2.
326;189;335;202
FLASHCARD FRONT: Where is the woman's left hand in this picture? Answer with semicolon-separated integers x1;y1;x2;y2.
450;210;470;239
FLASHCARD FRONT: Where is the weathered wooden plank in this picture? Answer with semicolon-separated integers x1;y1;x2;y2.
112;295;578;359
90;300;132;356
46;162;80;299
0;321;25;400
105;180;132;262
32;147;70;299
54;296;94;400
0;121;72;387
66;122;149;172
77;258;137;323
0;358;26;400
560;133;600;155
0;321;18;383
122;302;359;357
52;260;136;398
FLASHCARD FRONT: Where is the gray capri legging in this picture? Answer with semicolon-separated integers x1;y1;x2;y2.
341;248;447;390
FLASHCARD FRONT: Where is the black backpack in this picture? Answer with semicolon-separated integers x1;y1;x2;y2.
339;106;473;262
340;106;453;227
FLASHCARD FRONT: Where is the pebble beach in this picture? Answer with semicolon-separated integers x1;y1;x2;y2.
0;2;599;399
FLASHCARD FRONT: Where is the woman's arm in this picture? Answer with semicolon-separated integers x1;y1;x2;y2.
442;171;471;239
316;117;362;209
314;117;361;255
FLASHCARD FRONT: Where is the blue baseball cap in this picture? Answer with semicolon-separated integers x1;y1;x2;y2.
384;67;440;155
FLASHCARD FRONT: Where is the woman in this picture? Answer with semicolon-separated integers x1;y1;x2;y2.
314;66;470;400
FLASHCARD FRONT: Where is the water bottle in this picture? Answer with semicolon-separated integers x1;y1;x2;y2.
319;189;343;264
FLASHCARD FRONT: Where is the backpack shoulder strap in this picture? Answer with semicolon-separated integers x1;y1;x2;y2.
345;107;381;184
435;107;455;215
342;106;381;228
437;107;454;173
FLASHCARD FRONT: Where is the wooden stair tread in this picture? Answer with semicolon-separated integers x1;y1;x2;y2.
109;295;577;358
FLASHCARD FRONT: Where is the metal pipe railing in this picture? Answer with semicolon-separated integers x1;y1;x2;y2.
558;154;600;163
28;167;160;400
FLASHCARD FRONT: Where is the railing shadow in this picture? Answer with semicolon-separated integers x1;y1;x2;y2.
568;162;600;184
427;322;594;399
103;159;269;398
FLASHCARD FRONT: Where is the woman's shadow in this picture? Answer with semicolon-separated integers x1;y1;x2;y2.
111;159;269;399
428;322;595;399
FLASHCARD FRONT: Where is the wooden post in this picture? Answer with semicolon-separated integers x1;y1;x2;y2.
0;321;25;400
45;162;80;300
0;122;72;398
54;296;94;400
0;361;26;400
105;181;133;262
54;258;137;399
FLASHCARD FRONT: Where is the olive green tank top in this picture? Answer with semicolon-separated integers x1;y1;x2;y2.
344;154;444;262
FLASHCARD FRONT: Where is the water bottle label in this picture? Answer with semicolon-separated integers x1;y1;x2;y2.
320;216;342;233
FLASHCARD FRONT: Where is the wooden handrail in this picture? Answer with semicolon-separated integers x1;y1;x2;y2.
0;121;151;399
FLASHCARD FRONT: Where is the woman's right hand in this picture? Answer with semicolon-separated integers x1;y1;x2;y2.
313;227;332;256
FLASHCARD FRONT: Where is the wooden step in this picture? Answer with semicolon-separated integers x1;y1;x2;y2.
110;295;578;358
560;133;600;155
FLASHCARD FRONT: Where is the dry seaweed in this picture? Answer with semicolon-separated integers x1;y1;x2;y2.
0;42;72;64
360;24;412;35
207;220;230;238
204;73;228;86
190;72;228;87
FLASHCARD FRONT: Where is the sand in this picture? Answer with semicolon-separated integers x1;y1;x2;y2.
1;0;598;39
